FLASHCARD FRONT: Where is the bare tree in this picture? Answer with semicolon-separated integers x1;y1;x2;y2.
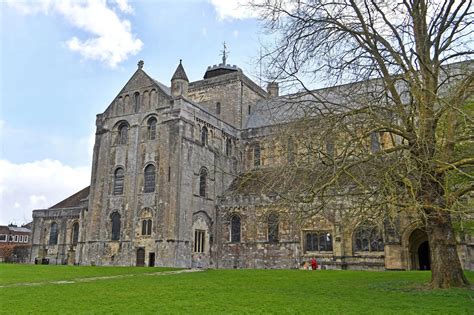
249;0;473;288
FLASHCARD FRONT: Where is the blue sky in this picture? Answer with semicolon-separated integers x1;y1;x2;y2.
0;0;265;225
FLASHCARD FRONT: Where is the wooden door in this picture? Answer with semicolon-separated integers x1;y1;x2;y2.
136;248;145;267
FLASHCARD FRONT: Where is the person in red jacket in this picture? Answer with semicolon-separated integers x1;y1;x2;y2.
310;257;318;270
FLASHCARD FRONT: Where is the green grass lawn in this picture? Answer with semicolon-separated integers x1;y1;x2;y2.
0;264;473;314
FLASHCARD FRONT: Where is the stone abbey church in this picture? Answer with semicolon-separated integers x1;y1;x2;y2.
30;58;473;271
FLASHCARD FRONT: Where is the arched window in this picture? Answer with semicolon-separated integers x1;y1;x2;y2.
353;222;384;252
144;164;156;193
230;215;241;243
267;212;279;243
199;168;208;197
111;212;121;241
72;222;79;245
141;219;152;236
113;168;125;195
118;123;128;145
253;143;261;167
226;138;232;157
201;126;208;146
216;102;221;115
134;92;140;112
49;222;58;245
147;117;157;140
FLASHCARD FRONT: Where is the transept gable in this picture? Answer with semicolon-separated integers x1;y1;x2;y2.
103;63;171;118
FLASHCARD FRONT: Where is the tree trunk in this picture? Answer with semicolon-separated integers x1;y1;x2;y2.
425;213;469;288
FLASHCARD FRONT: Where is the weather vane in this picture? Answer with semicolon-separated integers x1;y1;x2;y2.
221;42;229;65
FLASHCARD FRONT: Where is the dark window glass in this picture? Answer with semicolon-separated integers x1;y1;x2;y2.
199;168;207;197
142;220;147;235
72;222;79;245
304;232;332;252
226;138;232;157
141;219;152;236
147;219;152;235
147;117;157;140
49;222;58;245
268;213;279;243
253;143;261;167
194;230;205;253
201;126;208;145
134;92;140;112
353;223;384;252
305;233;317;251
230;215;241;243
111;212;121;241
216;102;221;115
144;164;156;193
118;124;128;145
113;168;125;195
319;232;333;251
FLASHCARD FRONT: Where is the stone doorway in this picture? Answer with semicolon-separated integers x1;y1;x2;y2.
136;248;145;267
409;229;430;270
148;252;155;267
418;241;430;270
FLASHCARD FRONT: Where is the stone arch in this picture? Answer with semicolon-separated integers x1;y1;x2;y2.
113;120;130;145
108;210;122;241
143;90;150;110
124;94;130;112
140;114;158;141
401;221;430;270
116;96;124;115
70;220;80;245
138;207;153;237
191;211;212;268
150;89;157;108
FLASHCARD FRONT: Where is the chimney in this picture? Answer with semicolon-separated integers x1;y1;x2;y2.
267;82;279;98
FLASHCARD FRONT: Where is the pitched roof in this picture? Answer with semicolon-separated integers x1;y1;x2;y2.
152;79;171;95
171;60;189;81
49;186;90;209
9;226;31;233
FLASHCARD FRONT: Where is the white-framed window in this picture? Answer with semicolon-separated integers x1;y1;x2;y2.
14;235;18;242
19;235;23;242
0;234;6;242
24;235;29;243
9;235;13;242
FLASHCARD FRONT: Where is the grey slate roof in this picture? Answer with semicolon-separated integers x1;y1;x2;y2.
244;84;365;129
9;226;31;233
49;186;90;209
246;60;474;129
153;79;171;96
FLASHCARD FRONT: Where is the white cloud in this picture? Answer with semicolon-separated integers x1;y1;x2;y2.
0;159;90;225
233;30;239;37
6;0;142;68
210;0;258;20
113;0;134;14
